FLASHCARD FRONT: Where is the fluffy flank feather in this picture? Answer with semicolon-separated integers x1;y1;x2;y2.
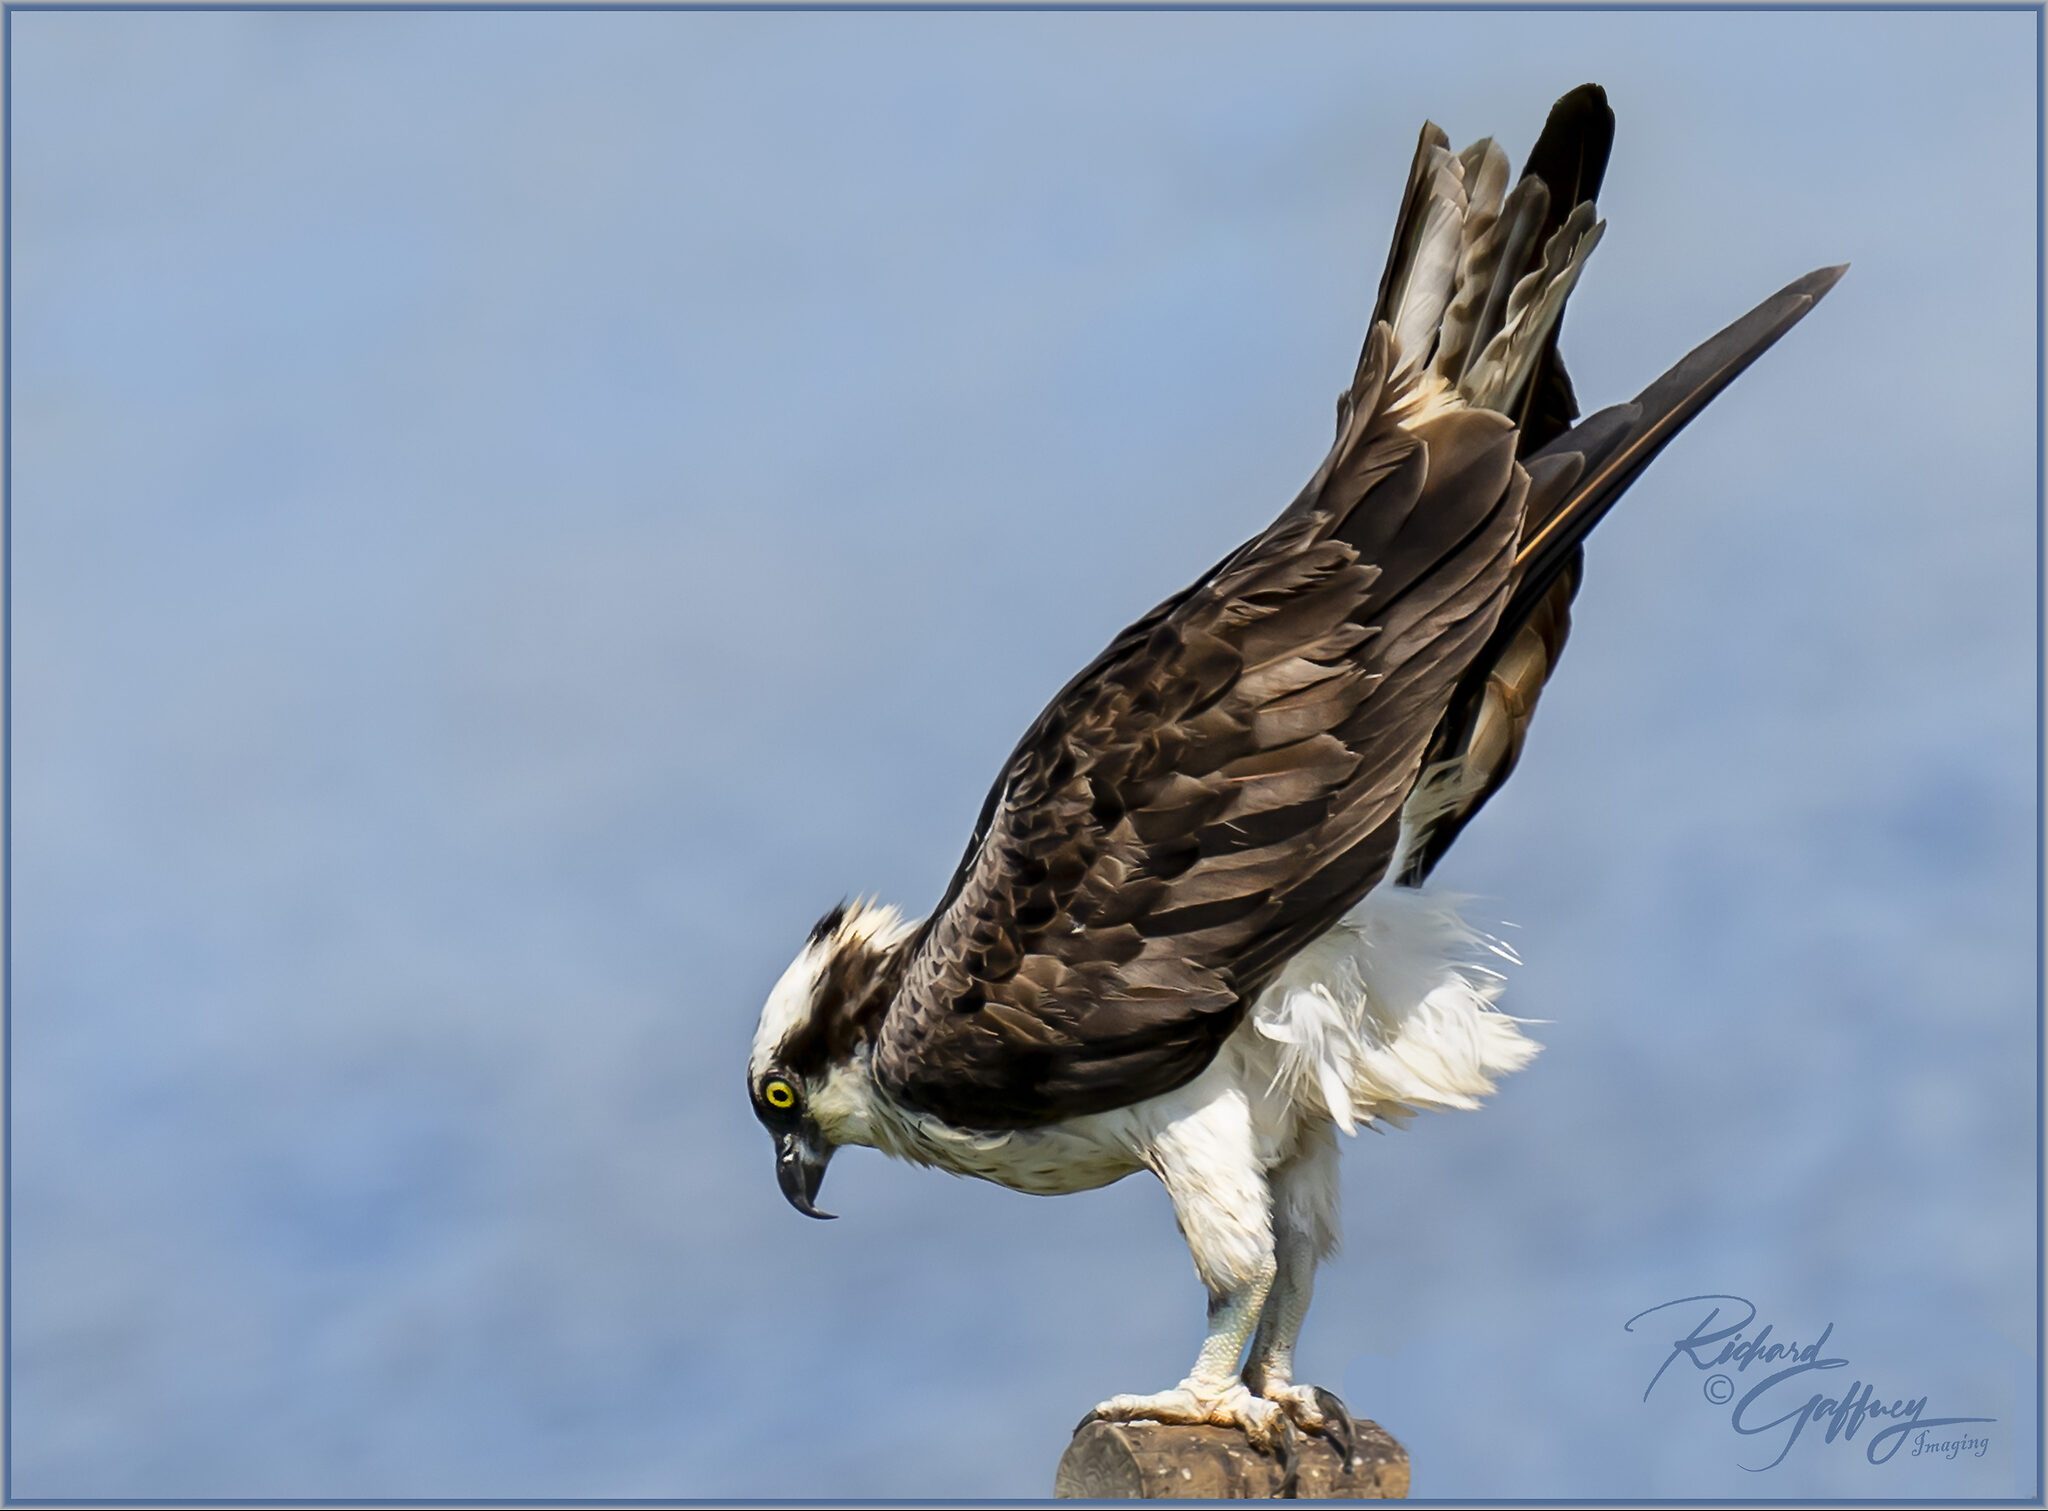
1251;885;1538;1131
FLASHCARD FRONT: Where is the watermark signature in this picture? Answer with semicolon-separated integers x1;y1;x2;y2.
1624;1294;1995;1471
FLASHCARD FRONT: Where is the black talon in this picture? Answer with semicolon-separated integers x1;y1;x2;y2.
1269;1415;1302;1499
1074;1409;1100;1436
1310;1386;1358;1470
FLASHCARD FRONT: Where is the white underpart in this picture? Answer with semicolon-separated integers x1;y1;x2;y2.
806;881;1542;1420
819;883;1538;1230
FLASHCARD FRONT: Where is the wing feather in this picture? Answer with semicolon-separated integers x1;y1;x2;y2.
873;334;1527;1128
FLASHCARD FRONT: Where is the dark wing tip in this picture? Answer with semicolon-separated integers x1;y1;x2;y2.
1801;263;1851;300
1760;265;1847;329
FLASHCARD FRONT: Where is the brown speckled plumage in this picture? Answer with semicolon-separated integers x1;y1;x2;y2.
825;87;1846;1134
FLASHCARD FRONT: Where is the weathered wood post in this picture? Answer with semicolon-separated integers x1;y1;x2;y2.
1054;1407;1409;1499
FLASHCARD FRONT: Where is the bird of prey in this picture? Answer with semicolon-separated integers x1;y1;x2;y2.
748;83;1840;1464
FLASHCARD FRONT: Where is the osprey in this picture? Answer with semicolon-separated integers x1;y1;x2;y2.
749;84;1839;1465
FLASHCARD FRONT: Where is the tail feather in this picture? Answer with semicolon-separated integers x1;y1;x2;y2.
1431;139;1513;382
1510;82;1617;449
1372;123;1466;379
1368;88;1612;429
1382;84;1613;886
1442;173;1548;387
1461;200;1605;412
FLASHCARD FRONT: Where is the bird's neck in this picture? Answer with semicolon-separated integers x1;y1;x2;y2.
810;1048;929;1164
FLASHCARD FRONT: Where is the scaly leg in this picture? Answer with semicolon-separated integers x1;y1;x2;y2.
1243;1122;1357;1464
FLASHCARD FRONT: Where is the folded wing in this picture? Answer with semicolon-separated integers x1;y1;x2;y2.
874;329;1529;1129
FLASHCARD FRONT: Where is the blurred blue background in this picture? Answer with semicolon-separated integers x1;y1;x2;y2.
6;7;2038;1500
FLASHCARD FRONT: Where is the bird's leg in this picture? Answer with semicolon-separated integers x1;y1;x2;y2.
1083;1256;1293;1449
1242;1123;1356;1464
1081;1088;1295;1465
1243;1229;1357;1466
1242;1223;1319;1404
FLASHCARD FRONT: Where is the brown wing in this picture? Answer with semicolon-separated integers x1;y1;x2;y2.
872;327;1529;1129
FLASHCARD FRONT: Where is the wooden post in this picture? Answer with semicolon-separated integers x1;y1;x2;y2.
1054;1410;1409;1499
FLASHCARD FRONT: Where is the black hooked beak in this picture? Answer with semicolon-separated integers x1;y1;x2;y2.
775;1127;836;1220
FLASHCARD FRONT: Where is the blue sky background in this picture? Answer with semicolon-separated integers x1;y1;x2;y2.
6;6;2038;1501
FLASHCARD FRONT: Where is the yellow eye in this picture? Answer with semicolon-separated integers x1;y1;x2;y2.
763;1079;797;1111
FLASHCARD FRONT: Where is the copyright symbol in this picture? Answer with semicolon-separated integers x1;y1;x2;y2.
1704;1374;1734;1405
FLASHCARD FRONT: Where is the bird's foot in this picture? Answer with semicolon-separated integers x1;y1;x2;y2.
1244;1377;1359;1470
1080;1378;1286;1447
1079;1379;1302;1493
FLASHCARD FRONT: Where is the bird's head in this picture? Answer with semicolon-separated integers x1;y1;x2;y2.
748;898;918;1219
